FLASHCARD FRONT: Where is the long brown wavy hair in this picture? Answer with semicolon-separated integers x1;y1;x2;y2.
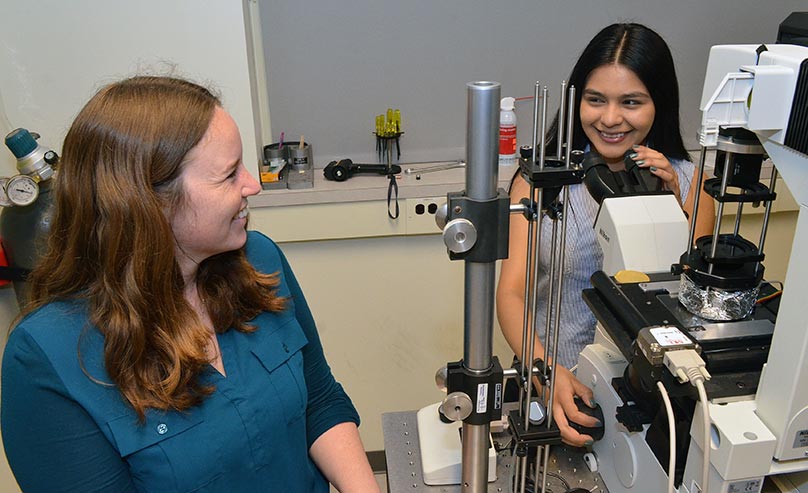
24;76;285;419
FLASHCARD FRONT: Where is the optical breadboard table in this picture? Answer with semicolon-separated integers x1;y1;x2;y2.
382;411;608;493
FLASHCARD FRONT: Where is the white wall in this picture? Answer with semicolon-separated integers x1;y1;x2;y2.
266;233;513;451
260;0;807;165
0;0;262;176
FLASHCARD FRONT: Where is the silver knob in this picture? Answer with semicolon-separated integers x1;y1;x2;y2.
440;392;473;422
442;218;477;254
435;202;449;230
435;366;448;393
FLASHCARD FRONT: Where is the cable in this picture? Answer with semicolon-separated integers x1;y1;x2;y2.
694;378;710;493
756;290;782;304
656;381;676;493
663;349;712;493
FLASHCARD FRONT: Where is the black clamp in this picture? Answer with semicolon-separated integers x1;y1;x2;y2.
505;357;562;453
519;155;584;191
512;357;552;389
445;356;504;426
444;189;510;262
507;409;563;454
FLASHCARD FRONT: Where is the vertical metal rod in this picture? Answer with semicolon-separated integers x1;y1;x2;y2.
544;85;575;424
557;81;567;159
516;194;543;493
522;194;542;408
465;82;499;203
461;81;500;493
708;151;733;274
547;187;571;426
731;202;744;258
541;219;559;405
526;88;548;411
758;168;779;257
520;83;542;413
546;88;575;425
535;86;550;401
531;82;540;166
518;82;547;493
518;455;528;493
539;86;548;171
539;443;551;493
463;264;496;371
687;146;709;254
733;202;744;236
564;86;575;169
518;209;535;412
517;81;543;493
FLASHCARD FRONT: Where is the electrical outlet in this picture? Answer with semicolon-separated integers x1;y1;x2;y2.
405;197;444;235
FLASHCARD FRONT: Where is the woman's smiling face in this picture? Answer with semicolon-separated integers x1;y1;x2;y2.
580;63;656;166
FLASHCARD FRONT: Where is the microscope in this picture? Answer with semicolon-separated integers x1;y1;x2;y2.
577;43;808;493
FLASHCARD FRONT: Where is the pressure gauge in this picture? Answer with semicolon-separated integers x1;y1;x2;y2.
5;174;39;206
0;178;12;207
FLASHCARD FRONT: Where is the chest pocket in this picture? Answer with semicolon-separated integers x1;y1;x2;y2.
250;316;309;424
107;413;223;493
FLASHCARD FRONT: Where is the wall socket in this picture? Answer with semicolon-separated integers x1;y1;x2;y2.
405;197;444;235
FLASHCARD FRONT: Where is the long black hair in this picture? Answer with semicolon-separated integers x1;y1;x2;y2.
546;23;689;162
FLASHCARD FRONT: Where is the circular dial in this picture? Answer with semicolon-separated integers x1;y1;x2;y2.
0;178;12;207
5;174;39;206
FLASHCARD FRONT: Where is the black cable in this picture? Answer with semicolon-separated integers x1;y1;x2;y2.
387;174;399;219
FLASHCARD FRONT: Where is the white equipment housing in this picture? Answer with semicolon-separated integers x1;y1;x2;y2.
595;194;689;276
416;402;497;485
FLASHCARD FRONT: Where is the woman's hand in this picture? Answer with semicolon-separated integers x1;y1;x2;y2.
542;365;600;447
631;144;682;203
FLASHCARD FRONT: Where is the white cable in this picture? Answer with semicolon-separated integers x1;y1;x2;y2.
663;349;712;493
694;378;710;493
656;381;676;493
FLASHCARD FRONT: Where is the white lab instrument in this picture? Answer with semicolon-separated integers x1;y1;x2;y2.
416;402;497;485
595;194;689;275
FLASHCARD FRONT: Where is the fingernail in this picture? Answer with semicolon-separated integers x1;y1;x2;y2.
649;165;657;171
595;419;603;427
629;153;638;159
589;398;597;407
635;159;645;165
632;144;640;149
584;439;594;447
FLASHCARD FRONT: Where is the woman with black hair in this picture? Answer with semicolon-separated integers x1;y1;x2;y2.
496;23;714;447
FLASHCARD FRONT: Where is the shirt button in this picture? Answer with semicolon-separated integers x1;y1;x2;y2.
157;423;168;435
282;343;289;353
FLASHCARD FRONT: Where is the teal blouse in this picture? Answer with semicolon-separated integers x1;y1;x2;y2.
1;231;360;492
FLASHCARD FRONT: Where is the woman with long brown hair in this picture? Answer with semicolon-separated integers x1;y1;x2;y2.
1;76;378;492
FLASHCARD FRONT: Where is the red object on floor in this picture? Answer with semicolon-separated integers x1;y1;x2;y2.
0;242;10;287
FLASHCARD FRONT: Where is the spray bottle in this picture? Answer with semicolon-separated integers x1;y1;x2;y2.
498;97;516;166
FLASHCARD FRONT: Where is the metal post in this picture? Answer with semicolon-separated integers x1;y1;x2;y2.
556;81;567;159
461;81;500;493
547;86;576;427
517;80;544;493
758;168;779;259
709;151;733;274
687;146;709;255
